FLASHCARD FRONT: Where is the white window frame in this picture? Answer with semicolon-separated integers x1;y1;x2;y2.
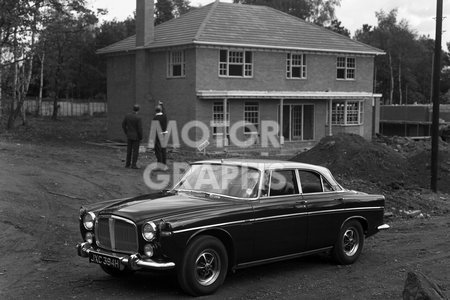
329;100;364;125
219;49;253;78
167;50;185;78
286;53;307;79
211;102;230;136
336;56;355;80
243;102;259;134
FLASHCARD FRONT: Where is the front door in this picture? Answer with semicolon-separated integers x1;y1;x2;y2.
281;104;314;141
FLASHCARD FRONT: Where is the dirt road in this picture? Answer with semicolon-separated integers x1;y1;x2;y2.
0;121;449;299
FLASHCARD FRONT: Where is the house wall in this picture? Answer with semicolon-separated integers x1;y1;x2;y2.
146;48;197;147
106;48;197;143
106;46;378;149
195;47;374;93
106;54;136;141
193;47;376;148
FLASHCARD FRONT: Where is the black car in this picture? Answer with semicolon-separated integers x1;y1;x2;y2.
77;159;389;296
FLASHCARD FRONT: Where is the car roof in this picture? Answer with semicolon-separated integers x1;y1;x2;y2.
192;158;331;173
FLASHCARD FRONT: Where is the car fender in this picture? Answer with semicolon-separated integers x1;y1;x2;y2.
340;215;368;234
185;227;236;268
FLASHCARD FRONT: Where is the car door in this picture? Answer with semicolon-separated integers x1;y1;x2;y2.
298;169;347;250
251;169;308;261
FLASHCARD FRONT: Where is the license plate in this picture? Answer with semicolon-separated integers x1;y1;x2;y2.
89;252;122;270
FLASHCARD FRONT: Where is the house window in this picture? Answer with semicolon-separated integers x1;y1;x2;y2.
244;102;259;134
212;102;230;136
336;57;355;80
286;53;306;79
219;49;253;77
168;50;185;77
331;100;363;125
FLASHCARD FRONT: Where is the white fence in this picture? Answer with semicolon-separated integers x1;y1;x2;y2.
23;100;107;117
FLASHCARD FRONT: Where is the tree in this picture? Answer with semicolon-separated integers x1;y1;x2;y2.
233;0;341;26
326;19;350;37
0;0;43;128
355;9;450;105
155;0;192;25
355;10;418;104
38;1;98;119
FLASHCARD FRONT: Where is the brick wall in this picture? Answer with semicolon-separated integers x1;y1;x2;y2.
196;47;375;93
106;46;377;148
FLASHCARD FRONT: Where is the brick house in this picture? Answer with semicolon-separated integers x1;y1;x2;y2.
98;0;384;152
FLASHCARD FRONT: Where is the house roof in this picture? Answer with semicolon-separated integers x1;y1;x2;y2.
98;1;384;55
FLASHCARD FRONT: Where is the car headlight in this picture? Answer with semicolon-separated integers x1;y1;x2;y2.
142;221;157;241
83;212;96;230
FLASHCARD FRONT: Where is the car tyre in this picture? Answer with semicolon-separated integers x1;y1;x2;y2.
100;265;135;277
332;220;364;265
177;235;228;296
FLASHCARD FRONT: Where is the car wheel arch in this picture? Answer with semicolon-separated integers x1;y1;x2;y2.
341;216;368;235
186;228;235;270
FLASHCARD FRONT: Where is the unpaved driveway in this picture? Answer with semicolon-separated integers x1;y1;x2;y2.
0;140;449;299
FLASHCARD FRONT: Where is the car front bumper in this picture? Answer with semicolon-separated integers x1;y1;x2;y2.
76;242;176;271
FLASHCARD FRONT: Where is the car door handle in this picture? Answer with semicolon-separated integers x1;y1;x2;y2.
294;200;307;208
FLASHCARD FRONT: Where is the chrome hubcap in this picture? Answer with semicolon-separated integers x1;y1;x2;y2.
195;249;221;286
343;228;359;256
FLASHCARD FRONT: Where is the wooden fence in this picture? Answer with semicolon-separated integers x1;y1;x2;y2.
23;100;107;117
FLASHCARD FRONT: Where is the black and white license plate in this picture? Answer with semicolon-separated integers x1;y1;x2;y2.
89;252;122;270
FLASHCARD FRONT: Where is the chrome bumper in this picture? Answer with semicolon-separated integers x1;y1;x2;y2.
377;224;390;231
76;242;175;271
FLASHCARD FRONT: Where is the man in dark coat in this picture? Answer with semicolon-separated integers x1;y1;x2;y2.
152;103;168;169
122;104;143;169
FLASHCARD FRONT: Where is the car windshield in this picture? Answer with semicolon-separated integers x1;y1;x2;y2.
174;164;261;199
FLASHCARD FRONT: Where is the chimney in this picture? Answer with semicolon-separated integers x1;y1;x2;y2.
136;0;154;47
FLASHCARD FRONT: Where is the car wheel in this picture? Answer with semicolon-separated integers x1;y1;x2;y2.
177;235;228;296
332;220;364;265
100;265;134;277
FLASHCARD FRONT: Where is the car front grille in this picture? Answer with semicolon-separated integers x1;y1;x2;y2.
95;215;138;253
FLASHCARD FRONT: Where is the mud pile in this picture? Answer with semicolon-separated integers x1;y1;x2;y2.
291;133;409;189
291;133;450;215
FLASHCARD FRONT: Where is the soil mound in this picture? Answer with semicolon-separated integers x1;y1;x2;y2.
291;133;408;188
291;133;450;215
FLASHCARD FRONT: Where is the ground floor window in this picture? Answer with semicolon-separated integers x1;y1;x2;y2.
244;102;259;134
279;104;314;141
330;100;364;125
211;101;229;136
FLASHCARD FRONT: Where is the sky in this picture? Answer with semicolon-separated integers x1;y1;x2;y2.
88;0;450;48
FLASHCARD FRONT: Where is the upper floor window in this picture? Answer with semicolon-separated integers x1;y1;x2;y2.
168;50;185;78
331;100;363;125
244;102;259;134
219;49;253;77
286;53;306;79
336;57;355;80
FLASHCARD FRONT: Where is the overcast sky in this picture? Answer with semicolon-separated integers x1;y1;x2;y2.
88;0;450;48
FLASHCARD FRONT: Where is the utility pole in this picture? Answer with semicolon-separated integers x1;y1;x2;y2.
431;0;443;192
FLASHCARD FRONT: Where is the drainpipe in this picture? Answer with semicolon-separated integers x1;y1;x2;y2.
223;98;228;146
328;98;333;136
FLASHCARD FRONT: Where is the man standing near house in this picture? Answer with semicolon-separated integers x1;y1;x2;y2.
152;101;168;169
122;104;143;169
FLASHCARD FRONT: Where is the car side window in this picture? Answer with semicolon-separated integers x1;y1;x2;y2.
269;170;299;196
322;178;334;192
298;170;323;193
